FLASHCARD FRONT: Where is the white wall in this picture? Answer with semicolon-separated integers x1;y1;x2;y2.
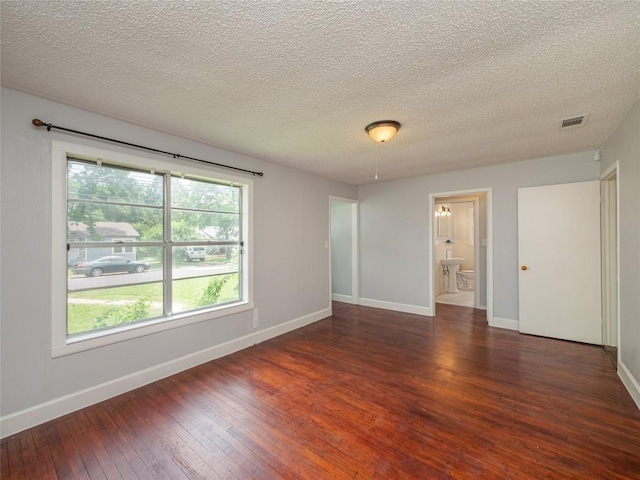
0;88;357;426
359;151;600;321
600;99;640;407
330;200;353;297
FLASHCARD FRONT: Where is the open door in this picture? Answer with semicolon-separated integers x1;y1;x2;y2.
518;181;601;344
601;165;618;364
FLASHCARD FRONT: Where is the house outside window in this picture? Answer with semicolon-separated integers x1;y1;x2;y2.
52;141;253;356
112;238;136;256
113;244;135;254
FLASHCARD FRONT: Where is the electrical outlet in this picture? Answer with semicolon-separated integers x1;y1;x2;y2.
252;308;259;329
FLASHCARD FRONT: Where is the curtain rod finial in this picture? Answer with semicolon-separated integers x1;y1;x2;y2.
32;119;43;127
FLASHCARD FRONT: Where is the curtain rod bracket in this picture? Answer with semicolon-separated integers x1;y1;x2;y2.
31;118;264;177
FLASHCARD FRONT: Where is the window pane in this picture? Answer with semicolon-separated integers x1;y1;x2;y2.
172;245;239;275
68;160;163;206
68;247;163;289
68;282;163;336
67;205;163;242
171;176;239;213
171;210;239;241
172;273;240;314
204;244;240;270
113;243;134;254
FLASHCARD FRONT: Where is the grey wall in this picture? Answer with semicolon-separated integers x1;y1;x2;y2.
600;99;640;396
358;152;600;320
0;88;357;416
330;200;353;297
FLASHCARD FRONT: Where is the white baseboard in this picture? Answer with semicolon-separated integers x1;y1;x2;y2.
359;298;432;316
0;307;331;439
619;360;640;410
332;293;357;304
490;316;519;331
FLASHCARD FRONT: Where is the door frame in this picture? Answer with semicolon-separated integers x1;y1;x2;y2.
329;196;359;306
600;162;620;353
428;188;493;323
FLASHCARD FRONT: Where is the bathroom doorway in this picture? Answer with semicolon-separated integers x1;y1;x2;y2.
429;189;491;317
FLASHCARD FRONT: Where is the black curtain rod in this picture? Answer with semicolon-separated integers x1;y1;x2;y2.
31;119;264;177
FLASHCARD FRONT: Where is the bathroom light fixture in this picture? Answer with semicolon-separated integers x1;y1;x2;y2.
365;120;401;143
436;205;451;217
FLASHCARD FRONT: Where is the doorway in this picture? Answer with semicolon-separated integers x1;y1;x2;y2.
330;197;359;305
434;199;478;307
429;189;492;320
601;163;619;366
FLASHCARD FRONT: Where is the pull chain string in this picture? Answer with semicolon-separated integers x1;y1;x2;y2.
375;155;378;180
374;142;383;180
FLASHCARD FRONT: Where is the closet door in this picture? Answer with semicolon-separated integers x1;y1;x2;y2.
518;181;601;344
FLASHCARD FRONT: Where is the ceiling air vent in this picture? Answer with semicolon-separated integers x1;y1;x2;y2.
561;115;588;129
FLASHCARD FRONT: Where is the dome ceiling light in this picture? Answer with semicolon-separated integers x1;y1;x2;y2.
365;120;401;143
365;120;401;180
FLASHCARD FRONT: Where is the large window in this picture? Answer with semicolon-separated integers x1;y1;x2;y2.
53;142;252;356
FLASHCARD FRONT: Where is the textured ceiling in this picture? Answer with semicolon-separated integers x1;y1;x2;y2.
2;1;639;185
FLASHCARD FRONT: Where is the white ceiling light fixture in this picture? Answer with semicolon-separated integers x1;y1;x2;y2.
365;120;401;180
365;120;401;143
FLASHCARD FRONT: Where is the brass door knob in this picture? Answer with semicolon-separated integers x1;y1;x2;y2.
521;265;528;271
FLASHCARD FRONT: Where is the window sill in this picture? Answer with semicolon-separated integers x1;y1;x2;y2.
52;301;253;358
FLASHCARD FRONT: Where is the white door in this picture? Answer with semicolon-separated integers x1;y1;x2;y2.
601;172;618;347
518;181;601;344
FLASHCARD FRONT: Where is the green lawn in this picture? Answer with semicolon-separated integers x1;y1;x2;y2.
68;273;239;335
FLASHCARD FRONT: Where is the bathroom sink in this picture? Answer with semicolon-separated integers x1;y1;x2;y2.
441;257;464;266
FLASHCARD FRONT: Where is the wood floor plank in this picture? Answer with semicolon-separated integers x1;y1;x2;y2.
154;376;273;479
17;430;44;480
4;430;24;479
2;302;640;479
43;420;79;479
1;440;10;479
149;373;289;479
30;426;56;478
104;393;189;480
137;385;225;479
178;368;338;479
53;415;92;479
81;405;141;479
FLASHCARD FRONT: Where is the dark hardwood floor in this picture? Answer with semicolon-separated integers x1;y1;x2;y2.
3;302;640;479
604;345;619;368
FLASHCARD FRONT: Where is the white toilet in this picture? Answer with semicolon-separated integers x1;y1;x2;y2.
456;270;475;290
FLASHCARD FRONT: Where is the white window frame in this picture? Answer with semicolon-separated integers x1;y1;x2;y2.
112;239;135;254
52;140;253;357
